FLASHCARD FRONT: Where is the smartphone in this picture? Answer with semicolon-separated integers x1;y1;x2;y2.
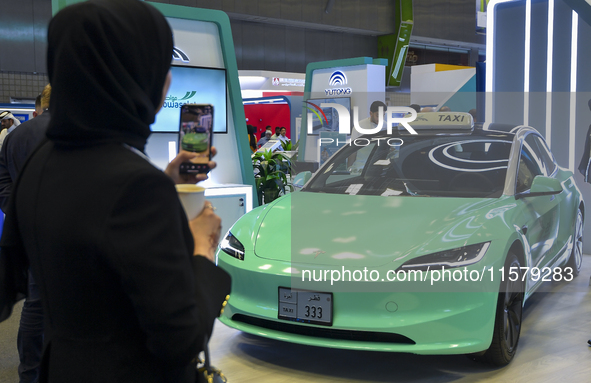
179;104;213;174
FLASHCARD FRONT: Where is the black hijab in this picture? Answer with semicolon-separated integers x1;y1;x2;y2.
46;0;173;151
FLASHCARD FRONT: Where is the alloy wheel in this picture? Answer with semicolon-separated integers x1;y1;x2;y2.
503;270;523;353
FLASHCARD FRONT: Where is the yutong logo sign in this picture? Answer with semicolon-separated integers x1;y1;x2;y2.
328;71;347;86
317;70;416;146
325;70;352;96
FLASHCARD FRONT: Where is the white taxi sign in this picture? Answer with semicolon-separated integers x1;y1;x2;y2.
408;112;474;131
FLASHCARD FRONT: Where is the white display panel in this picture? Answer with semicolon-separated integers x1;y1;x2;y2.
147;17;243;186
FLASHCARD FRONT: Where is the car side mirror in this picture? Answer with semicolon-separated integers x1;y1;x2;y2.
516;175;562;199
292;171;312;190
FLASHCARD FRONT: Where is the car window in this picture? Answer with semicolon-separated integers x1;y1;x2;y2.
516;136;544;193
531;135;556;175
304;134;512;198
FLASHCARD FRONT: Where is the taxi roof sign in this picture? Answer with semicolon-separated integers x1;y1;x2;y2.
408;112;474;131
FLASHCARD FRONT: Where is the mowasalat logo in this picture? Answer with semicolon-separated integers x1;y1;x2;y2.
163;91;197;108
307;103;418;136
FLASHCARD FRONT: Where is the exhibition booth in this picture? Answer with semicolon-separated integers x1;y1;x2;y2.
243;96;294;141
298;57;388;163
410;64;476;112
486;0;591;252
136;3;258;234
239;70;305;143
238;69;305;100
35;1;591;380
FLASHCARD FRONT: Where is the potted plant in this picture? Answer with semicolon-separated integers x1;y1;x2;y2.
252;150;293;204
280;140;292;151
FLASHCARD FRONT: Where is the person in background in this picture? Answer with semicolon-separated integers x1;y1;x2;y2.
278;127;290;144
439;106;451;112
348;101;387;166
578;100;591;182
0;84;51;383
0;85;52;208
351;101;387;141
578;100;591;347
258;129;273;147
0;112;21;132
0;1;230;382
469;108;478;123
247;124;257;153
260;126;272;140
420;106;434;112
0;111;21;150
32;94;43;118
271;126;280;140
409;104;421;113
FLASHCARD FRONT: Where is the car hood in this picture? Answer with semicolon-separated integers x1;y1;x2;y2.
253;192;515;267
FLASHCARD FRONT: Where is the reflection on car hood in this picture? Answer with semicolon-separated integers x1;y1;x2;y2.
254;193;516;267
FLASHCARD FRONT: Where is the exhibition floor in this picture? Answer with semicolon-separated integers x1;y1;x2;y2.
1;255;590;382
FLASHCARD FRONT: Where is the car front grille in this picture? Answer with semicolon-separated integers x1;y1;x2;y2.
232;314;416;345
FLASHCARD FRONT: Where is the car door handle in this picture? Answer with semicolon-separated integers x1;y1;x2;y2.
521;225;528;235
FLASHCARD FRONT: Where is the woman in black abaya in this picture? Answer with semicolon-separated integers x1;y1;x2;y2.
0;1;230;382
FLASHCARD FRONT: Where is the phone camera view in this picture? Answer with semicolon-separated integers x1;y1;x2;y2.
179;104;213;174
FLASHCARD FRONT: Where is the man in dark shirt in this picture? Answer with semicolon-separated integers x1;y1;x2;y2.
0;86;51;210
0;84;51;383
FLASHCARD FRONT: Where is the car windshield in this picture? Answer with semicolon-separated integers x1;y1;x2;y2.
302;133;513;198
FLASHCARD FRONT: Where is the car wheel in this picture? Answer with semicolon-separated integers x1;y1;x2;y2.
565;208;583;277
473;252;524;366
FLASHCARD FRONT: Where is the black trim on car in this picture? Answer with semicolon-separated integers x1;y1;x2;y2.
232;314;416;344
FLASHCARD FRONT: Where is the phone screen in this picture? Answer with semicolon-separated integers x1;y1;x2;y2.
179;104;213;174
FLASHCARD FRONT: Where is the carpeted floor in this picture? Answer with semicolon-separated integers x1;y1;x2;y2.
0;301;21;383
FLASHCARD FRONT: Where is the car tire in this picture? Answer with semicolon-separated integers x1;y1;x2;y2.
472;252;524;366
565;208;583;278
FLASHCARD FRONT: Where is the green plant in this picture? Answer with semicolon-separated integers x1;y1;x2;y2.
252;150;294;204
281;140;292;151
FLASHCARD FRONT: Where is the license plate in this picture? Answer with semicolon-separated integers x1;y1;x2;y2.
278;287;333;326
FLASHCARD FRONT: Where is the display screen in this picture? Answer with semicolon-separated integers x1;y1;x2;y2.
305;97;351;135
151;65;227;133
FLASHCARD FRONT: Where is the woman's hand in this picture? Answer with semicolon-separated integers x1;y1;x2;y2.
165;147;217;184
188;202;222;261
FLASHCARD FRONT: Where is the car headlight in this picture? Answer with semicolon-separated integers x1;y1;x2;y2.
399;242;490;271
220;231;245;260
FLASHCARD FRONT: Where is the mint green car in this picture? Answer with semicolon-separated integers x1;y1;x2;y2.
217;116;583;366
181;131;208;152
